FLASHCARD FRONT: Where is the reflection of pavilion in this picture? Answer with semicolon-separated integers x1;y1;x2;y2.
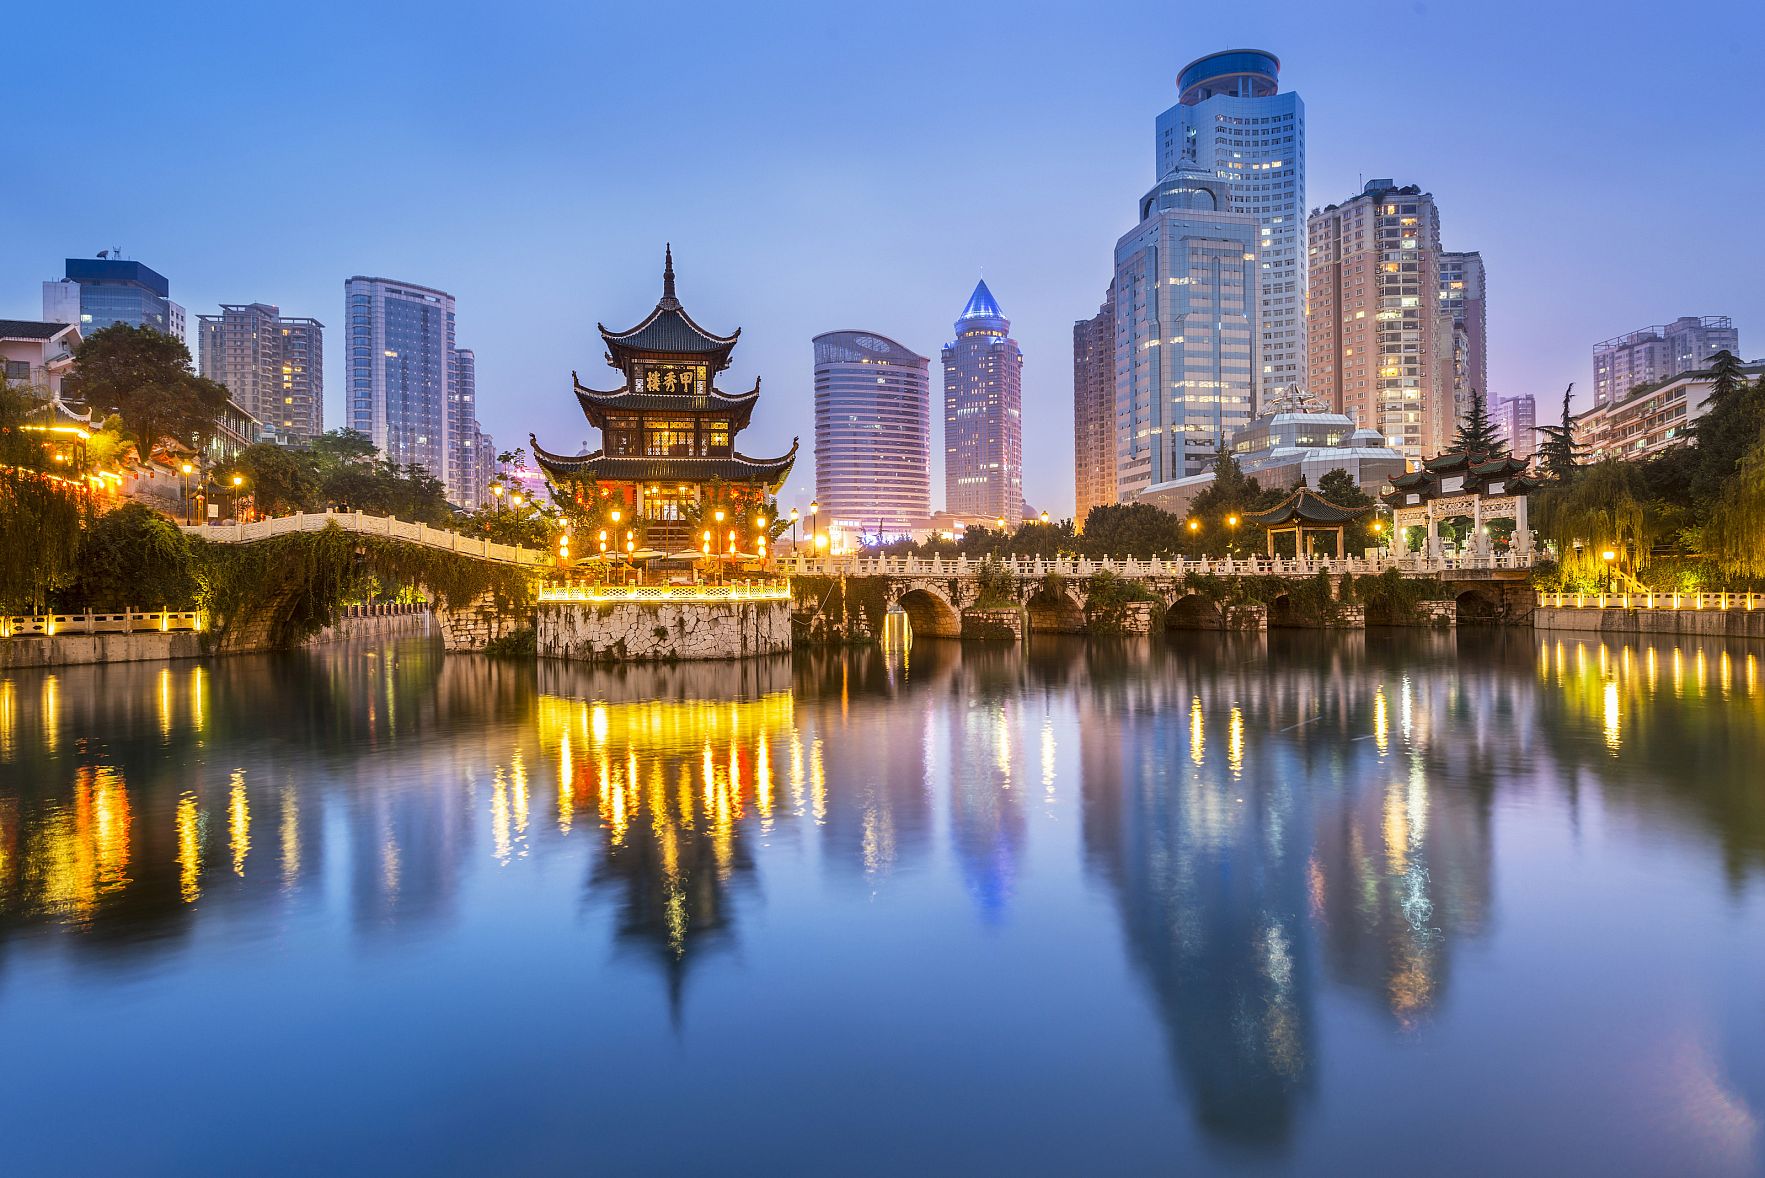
535;691;795;1013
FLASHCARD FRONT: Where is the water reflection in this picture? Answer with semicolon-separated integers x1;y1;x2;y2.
1;630;1764;1167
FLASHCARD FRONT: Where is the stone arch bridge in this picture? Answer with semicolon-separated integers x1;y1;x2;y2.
780;552;1536;639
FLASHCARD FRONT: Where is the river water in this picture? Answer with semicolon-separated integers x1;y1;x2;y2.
1;629;1762;1175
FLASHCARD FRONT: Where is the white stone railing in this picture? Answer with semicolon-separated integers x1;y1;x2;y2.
539;580;791;604
2;609;205;638
180;511;548;567
1538;590;1763;611
772;550;1537;579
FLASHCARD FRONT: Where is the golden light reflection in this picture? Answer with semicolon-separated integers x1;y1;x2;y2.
0;677;14;762
176;792;202;903
1603;680;1622;752
1228;705;1245;778
228;770;251;876
1189;696;1205;766
1373;685;1390;754
557;731;575;834
42;674;60;754
491;766;512;865
190;664;206;734
33;765;134;921
280;787;300;888
157;666;172;740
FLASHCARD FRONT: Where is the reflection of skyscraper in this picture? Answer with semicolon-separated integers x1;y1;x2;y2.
948;675;1028;921
942;280;1024;525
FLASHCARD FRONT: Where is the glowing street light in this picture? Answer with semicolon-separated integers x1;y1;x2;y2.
1039;510;1050;524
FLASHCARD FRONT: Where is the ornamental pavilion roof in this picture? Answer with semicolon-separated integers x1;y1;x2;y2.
1245;486;1369;526
1384;448;1543;505
529;434;799;492
597;245;739;372
571;372;761;431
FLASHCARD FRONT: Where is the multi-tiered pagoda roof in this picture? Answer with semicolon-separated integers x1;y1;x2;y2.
531;247;798;495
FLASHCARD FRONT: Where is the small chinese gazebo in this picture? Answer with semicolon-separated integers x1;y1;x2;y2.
530;247;798;553
1246;486;1369;558
1381;449;1542;558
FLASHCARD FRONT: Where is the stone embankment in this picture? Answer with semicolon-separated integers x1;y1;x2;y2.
0;604;431;670
538;599;791;662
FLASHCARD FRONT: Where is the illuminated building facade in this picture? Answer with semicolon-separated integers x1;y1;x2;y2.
198;302;325;444
1492;393;1535;461
43;257;186;347
1306;179;1454;464
531;248;798;552
941;280;1023;525
812;330;931;538
1072;286;1116;528
1155;49;1305;407
1578;361;1765;462
1114;162;1259;498
1438;251;1486;428
1592;316;1740;407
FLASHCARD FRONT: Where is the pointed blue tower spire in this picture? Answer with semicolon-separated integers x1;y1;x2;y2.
955;278;1008;334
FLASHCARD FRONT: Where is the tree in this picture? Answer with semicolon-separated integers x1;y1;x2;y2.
1317;467;1377;553
1688;352;1764;508
0;380;85;612
1534;458;1653;588
67;502;199;611
232;442;320;516
61;324;230;454
1077;502;1185;557
1534;384;1584;483
1187;446;1276;554
1452;388;1506;455
1705;425;1765;580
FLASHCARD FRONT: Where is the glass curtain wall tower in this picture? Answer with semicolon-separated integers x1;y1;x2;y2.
1155;50;1304;409
1113;163;1260;499
941;280;1024;526
345;276;459;499
813;330;932;537
1072;286;1116;527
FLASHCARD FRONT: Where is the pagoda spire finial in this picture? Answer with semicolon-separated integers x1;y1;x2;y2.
662;243;677;305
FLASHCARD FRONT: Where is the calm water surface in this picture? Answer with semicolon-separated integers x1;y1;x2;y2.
2;629;1764;1175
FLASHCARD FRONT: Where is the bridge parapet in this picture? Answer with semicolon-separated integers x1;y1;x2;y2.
180;510;547;567
775;550;1534;580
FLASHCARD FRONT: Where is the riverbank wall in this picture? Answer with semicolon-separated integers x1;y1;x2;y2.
1534;605;1765;640
537;599;791;662
0;606;432;670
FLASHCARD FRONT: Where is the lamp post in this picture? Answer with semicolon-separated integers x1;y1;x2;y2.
1039;510;1050;525
180;462;194;525
789;506;799;554
1602;548;1616;594
1227;513;1240;555
808;499;818;557
492;483;504;513
231;473;246;522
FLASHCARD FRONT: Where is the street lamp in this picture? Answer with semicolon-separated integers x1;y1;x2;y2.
789;506;800;553
1039;510;1050;525
1602;548;1617;593
180;462;194;524
492;483;504;512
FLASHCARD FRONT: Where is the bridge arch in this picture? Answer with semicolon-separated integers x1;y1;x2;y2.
1026;582;1086;634
894;586;962;639
1165;593;1224;631
1455;587;1501;625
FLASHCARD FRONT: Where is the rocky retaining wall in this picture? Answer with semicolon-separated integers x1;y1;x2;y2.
538;599;791;662
960;607;1025;642
0;609;432;670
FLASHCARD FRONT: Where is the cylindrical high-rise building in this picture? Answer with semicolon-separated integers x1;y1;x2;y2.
813;330;931;538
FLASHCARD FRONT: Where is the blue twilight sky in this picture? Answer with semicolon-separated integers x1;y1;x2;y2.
3;0;1759;517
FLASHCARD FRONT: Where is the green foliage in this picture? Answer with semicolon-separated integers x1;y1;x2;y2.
1687;352;1764;508
62;324;229;453
232;441;319;515
228;428;454;522
1356;568;1452;623
1534;458;1654;586
483;626;538;658
1452;388;1506;455
1704;425;1765;579
1079;502;1186;556
67;502;198;610
0;381;87;612
1083;570;1161;634
973;555;1018;607
1315;467;1377;552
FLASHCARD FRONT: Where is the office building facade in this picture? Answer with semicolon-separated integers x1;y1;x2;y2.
198;303;325;444
1307;180;1454;464
447;346;494;509
345;276;462;498
43;257;187;347
1439;251;1487;428
1592;316;1740;407
1155;49;1304;407
942;281;1024;526
1114;164;1260;499
1072;286;1116;528
813;330;932;537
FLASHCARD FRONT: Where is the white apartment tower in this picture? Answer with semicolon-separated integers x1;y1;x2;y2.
345;276;464;500
1155;50;1305;409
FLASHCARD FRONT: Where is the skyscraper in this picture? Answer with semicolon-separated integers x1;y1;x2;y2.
345;276;460;498
942;281;1023;525
43;257;187;347
813;330;932;537
1492;394;1535;461
1306;179;1454;463
448;347;495;509
1155;49;1305;408
1592;316;1740;407
1072;286;1116;528
1439;251;1487;428
1114;163;1260;499
197;303;324;444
